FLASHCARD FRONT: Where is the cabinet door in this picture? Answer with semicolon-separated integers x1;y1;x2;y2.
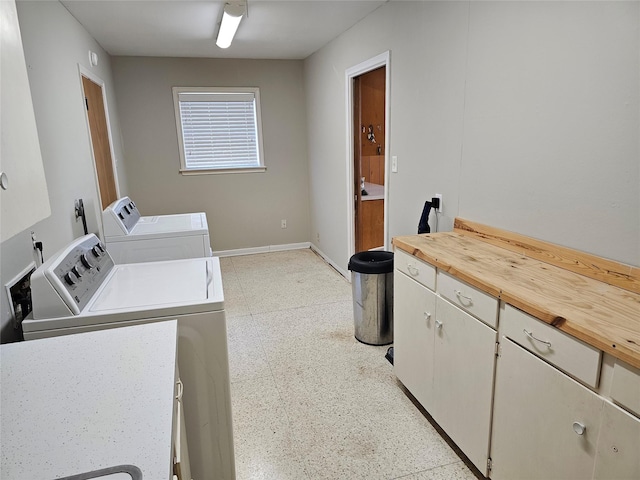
433;297;497;475
393;270;436;411
491;338;603;480
0;0;51;242
593;401;640;480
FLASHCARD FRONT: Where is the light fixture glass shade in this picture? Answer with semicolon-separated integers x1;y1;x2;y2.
216;3;244;49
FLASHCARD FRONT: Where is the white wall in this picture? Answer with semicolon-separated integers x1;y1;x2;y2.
110;57;310;252
304;1;639;272
0;1;126;342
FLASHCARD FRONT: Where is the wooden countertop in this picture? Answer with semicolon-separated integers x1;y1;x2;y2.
393;221;640;369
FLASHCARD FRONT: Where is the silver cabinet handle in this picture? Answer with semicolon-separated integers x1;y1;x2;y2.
435;319;443;329
424;312;431;323
523;329;552;348
176;378;184;400
407;264;419;276
572;422;586;435
454;289;473;304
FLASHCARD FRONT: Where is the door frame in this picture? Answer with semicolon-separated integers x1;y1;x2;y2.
78;64;120;216
345;51;390;259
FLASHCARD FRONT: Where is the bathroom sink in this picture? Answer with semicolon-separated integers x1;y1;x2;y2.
55;465;142;480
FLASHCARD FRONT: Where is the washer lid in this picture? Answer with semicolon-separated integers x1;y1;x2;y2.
132;213;207;234
89;257;217;312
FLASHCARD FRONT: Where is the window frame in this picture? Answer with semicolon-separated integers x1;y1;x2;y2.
172;86;266;175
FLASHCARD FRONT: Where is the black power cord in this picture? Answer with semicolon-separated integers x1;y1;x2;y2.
34;241;44;264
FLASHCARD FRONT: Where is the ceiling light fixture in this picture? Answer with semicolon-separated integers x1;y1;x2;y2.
216;2;246;49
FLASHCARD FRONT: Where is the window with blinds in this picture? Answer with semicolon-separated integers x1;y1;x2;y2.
172;87;266;174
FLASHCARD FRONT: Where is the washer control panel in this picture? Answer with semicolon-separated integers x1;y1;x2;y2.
103;196;141;236
111;197;141;234
32;234;115;316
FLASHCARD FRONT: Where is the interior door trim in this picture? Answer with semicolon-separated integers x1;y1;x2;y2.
78;63;120;236
345;51;391;261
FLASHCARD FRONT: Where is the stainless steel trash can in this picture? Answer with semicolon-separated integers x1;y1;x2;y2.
347;251;394;345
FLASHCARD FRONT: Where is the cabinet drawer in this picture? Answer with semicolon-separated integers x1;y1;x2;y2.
394;249;436;291
437;271;498;328
502;304;601;388
610;360;640;417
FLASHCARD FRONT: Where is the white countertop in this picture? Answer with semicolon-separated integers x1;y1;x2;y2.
361;182;384;201
1;320;178;480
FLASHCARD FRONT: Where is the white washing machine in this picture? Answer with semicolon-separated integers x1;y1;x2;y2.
102;196;212;263
23;234;235;480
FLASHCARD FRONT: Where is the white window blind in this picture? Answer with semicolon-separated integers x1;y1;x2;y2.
173;88;265;173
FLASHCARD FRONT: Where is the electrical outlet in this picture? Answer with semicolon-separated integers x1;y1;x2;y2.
435;194;443;213
281;219;287;229
391;156;398;173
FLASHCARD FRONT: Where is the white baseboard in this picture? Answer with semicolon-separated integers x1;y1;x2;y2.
310;243;350;279
213;242;351;282
213;242;311;258
269;242;311;252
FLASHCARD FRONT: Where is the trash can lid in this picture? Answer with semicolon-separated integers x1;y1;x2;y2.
348;251;394;274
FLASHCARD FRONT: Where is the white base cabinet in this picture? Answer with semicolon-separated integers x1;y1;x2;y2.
393;244;640;480
593;401;640;480
394;268;497;476
393;270;436;412
433;297;496;475
490;338;603;480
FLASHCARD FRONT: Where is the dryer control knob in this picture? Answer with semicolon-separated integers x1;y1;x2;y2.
64;272;78;285
92;246;102;257
71;266;82;278
80;253;93;269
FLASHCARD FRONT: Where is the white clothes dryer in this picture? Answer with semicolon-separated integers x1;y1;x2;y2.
24;234;235;480
102;196;212;263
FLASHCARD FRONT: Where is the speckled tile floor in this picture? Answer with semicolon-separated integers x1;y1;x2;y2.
221;249;479;480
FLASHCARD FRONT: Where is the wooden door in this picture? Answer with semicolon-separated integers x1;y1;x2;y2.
353;66;385;252
82;76;117;209
353;75;363;251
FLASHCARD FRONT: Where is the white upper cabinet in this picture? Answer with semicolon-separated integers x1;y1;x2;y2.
0;0;50;242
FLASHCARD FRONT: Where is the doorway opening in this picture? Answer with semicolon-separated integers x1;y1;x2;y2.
346;52;390;258
79;68;119;210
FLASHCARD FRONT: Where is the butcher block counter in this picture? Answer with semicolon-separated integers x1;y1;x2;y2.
393;218;640;369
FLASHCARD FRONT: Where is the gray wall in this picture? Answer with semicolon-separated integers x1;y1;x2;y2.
2;0;638;342
110;57;310;252
0;1;127;342
305;1;639;272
